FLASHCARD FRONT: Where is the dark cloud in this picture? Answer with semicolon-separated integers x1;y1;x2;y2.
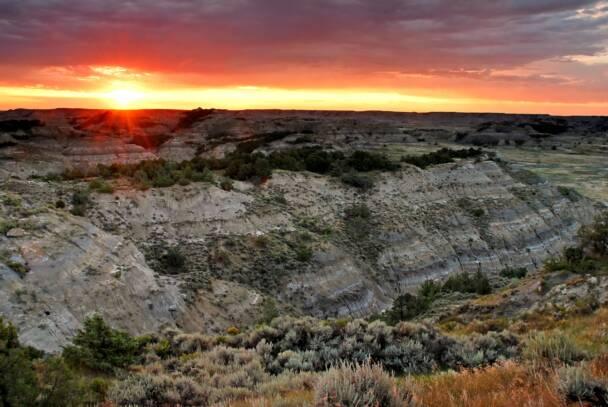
0;0;606;91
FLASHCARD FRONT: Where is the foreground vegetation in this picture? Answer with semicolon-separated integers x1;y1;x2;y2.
3;305;608;406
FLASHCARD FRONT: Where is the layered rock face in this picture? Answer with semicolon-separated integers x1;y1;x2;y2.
0;109;602;352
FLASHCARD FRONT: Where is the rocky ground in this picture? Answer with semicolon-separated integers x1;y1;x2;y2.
0;108;605;352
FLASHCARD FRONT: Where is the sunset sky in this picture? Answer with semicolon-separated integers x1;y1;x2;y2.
1;0;607;114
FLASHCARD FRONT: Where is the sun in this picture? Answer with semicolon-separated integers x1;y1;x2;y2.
104;87;144;109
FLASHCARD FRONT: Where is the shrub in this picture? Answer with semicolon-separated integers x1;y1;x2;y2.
70;205;86;217
314;362;414;407
564;246;584;264
470;208;485;218
35;357;98;406
161;246;187;273
344;204;371;220
220;178;234;191
2;194;21;207
0;219;17;235
89;179;114;193
341;172;374;191
0;318;40;406
417;279;442;301
545;244;600;274
383;293;431;323
383;272;491;324
523;331;586;367
227;326;240;336
557;365;608;405
500;267;527;279
108;374;165;406
346;151;398;172
6;260;29;276
70;189;90;216
190;167;214;183
0;318;95;406
63;315;148;373
304;150;335;173
579;211;608;257
442;270;491;295
295;245;313;262
344;204;373;240
458;331;519;367
402;148;483;169
557;186;581;202
71;190;90;206
260;298;279;324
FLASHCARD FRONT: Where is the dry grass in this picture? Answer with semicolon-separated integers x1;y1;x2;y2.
228;389;313;407
233;357;608;407
589;355;608;381
411;361;565;407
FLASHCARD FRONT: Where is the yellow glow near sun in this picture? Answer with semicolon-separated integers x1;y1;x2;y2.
103;86;144;108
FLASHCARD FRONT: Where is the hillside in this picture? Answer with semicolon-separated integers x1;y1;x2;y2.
1;109;604;352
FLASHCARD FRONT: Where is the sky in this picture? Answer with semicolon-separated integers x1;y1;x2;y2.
0;0;607;114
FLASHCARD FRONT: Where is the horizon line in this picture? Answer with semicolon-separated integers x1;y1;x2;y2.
2;106;606;118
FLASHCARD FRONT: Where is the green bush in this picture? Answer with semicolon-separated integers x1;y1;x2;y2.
0;317;94;406
564;247;584;263
89;179;114;194
383;293;431;323
470;208;485;218
523;331;586;367
545;245;599;274
6;260;29;277
344;204;373;240
0;219;17;235
347;151;398;172
442;270;491;295
344;204;371;220
71;189;90;206
295;245;313;262
557;186;582;202
70;189;91;216
161;246;187;273
259;298;280;324
557;365;608;405
314;362;414;407
341;172;374;190
220;178;233;191
579;211;608;257
402;147;483;169
383;271;491;324
0;317;40;406
500;267;527;279
63;315;148;373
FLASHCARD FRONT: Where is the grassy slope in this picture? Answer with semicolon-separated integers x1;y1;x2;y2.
230;262;608;406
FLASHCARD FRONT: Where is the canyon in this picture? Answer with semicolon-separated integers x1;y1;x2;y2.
0;108;605;352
